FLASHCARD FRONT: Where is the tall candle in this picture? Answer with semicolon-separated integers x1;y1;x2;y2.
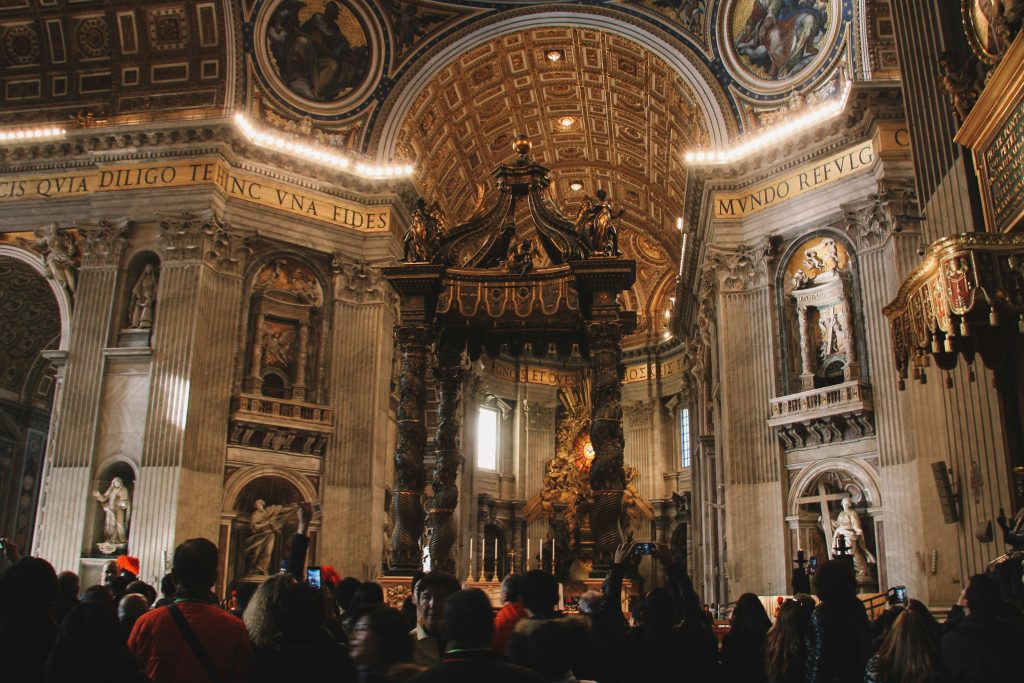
494;537;499;576
551;538;556;573
469;538;473;565
526;538;531;571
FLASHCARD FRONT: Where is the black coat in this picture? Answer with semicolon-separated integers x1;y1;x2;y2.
805;599;871;683
941;616;1019;683
407;649;545;683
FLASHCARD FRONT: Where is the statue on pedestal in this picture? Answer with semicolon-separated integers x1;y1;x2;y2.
831;497;875;581
244;499;299;576
129;264;158;329
93;477;131;554
574;189;623;256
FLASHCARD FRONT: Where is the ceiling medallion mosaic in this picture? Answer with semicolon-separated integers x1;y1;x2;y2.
720;0;842;94
252;0;383;116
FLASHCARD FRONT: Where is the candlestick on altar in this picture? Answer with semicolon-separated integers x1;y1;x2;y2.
526;539;531;572
551;538;556;575
466;538;474;583
491;537;499;581
478;536;487;582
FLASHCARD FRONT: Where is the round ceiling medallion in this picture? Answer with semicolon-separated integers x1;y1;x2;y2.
252;0;383;116
720;0;842;94
3;24;40;65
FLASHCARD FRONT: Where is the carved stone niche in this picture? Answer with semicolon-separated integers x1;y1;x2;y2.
786;236;860;390
229;258;332;457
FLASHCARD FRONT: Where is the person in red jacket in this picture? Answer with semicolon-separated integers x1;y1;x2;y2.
129;538;253;683
493;573;527;653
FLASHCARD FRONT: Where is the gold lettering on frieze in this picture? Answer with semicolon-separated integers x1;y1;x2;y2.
0;158;390;234
712;140;878;219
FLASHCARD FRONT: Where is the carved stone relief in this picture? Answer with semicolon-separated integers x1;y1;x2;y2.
704;240;772;292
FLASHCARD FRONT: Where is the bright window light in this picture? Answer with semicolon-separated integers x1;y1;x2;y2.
477;406;499;470
680;407;691;469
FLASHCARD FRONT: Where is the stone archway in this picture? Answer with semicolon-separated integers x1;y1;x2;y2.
0;252;65;550
787;458;882;591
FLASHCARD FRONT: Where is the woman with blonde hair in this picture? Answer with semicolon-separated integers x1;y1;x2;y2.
764;599;811;683
864;610;938;683
244;573;297;648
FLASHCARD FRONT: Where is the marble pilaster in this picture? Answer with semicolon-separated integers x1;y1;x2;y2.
33;219;127;572
706;241;787;596
324;257;394;579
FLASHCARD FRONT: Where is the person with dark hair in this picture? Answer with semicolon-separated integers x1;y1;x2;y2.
870;605;905;651
865;610;940;683
350;581;385;614
118;593;150;640
55;570;80;624
336;576;363;635
102;559;121;586
506;570;590;680
0;556;59;681
805;560;871;683
253;582;355;683
155;573;175;608
720;592;772;682
349;604;418;682
128;537;253;683
401;571;425;631
409;571;461;667
126;580;157;607
108;574;132;602
493;574;527;653
941;573;1017;682
407;589;544;682
82;584;116;606
764;599;811;683
45;600;148;683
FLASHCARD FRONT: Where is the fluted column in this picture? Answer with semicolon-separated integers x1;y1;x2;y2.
33;220;127;572
132;210;246;581
323;257;394;579
843;182;924;595
706;241;787;597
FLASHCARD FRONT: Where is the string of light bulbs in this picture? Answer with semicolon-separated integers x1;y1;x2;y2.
684;80;853;166
0;126;66;142
232;113;413;180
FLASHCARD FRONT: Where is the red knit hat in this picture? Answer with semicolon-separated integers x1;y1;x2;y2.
117;554;140;576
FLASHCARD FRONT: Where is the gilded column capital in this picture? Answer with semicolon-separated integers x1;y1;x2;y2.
703;240;772;292
331;254;392;305
156;209;220;262
77;218;129;269
841;180;919;252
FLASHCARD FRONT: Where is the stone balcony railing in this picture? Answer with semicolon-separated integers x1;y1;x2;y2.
768;380;874;450
228;394;333;456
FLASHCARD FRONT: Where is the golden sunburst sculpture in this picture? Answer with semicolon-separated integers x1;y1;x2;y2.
524;374;654;565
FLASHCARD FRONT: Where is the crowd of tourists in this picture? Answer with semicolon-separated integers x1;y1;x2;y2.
1;507;1021;683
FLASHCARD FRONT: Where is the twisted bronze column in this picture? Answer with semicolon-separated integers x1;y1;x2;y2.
426;347;465;573
389;324;432;573
587;319;626;559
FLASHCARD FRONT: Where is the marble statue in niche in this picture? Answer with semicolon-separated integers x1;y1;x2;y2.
831;497;875;580
266;0;370;102
93;477;131;554
244;499;300;576
128;264;158;329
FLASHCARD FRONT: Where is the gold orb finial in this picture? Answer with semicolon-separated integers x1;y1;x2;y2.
512;134;531;156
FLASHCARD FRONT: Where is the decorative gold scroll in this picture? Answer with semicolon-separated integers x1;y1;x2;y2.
883;232;1024;384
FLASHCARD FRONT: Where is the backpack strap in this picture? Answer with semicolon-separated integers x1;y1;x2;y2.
166;603;223;683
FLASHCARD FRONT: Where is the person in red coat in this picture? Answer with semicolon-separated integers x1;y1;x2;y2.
129;538;253;683
493;573;527;653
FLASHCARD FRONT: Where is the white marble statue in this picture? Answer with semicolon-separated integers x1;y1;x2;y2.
23;222;78;294
93;477;131;552
129;264;158;329
832;497;875;579
244;499;299;576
